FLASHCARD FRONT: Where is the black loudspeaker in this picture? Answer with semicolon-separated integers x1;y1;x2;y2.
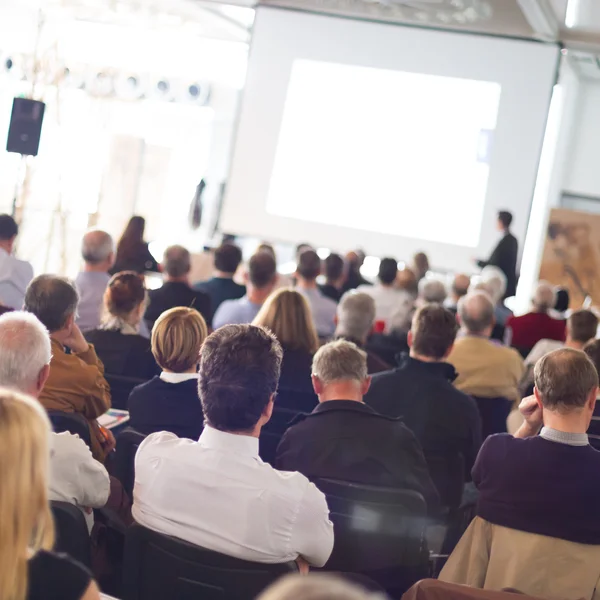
6;98;46;156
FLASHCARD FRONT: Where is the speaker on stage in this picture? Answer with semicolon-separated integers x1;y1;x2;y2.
6;98;46;156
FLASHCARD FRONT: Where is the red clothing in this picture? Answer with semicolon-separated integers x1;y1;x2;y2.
506;312;566;350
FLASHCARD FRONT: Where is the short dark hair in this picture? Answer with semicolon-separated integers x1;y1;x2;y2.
411;304;458;359
569;309;598;343
163;245;191;278
248;252;277;288
324;253;344;282
297;250;321;281
24;275;79;332
584;339;600;376
378;258;398;285
0;215;18;241
554;288;570;313
214;243;242;275
534;348;598;411
198;324;283;432
498;211;513;229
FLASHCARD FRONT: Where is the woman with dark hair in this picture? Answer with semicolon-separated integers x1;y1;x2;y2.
110;216;159;275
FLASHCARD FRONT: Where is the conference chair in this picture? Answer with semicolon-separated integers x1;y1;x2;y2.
425;453;465;512
50;501;92;568
122;524;297;600
48;410;92;449
105;373;147;410
113;428;147;498
472;396;512;440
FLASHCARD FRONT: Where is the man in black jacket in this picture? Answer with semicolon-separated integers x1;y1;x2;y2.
275;339;439;512
476;210;518;298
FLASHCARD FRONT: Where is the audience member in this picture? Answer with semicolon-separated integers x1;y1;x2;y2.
318;253;346;303
0;389;101;600
24;275;112;462
276;340;439;510
133;324;334;566
145;245;211;329
552;287;570;317
366;305;481;482
417;277;447;307
110;215;159;275
128;307;208;439
296;250;337;338
253;288;319;413
0;213;33;310
444;273;470;314
335;292;391;373
213;252;278;328
0;311;110;533
343;250;371;292
259;573;375;600
506;282;566;350
447;291;524;401
583;339;600;441
397;267;418;298
85;272;158;380
75;230;115;332
412;251;430;282
481;266;513;326
193;243;245;316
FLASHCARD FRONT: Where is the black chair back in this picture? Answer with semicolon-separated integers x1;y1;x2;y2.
48;411;92;449
50;501;92;567
425;453;465;511
122;524;297;600
259;405;303;466
472;396;512;439
114;428;147;498
106;374;146;410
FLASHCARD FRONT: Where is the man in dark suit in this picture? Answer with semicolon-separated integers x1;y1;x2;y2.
145;245;211;329
275;339;439;512
477;210;518;298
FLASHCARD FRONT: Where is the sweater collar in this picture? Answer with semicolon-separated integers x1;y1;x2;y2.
398;353;458;382
312;400;376;416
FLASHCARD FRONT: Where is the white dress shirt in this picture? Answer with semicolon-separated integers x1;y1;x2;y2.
0;247;33;309
159;371;199;384
133;426;334;566
49;432;111;532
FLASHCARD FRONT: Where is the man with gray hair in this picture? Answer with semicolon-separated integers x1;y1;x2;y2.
418;277;447;306
276;339;439;511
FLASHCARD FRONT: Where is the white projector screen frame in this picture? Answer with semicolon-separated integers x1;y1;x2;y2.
221;7;560;272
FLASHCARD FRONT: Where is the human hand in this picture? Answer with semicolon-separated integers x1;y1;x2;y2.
516;395;542;438
63;323;89;354
295;557;310;575
100;428;116;453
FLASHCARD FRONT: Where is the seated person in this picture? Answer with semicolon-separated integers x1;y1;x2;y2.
128;307;208;440
276;340;439;512
133;324;334;567
0;311;110;533
252;288;318;413
335;292;391;373
259;573;374;600
318;253;346;303
417;277;447;307
85;271;158;380
24;275;113;462
583;339;600;441
0;213;34;310
444;273;470;314
213;252;278;329
145;245;211;329
366;304;481;483
480;266;513;327
0;389;101;600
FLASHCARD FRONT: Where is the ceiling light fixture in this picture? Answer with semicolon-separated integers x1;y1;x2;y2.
565;0;581;28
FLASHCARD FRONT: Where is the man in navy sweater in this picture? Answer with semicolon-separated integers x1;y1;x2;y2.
474;347;600;545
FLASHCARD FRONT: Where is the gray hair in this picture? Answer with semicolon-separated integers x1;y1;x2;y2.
458;291;495;334
81;230;114;265
533;281;556;312
418;278;447;303
335;292;375;343
164;245;191;278
312;339;368;384
259;573;380;600
481;266;507;303
0;311;51;391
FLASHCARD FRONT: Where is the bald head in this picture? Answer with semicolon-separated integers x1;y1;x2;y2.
81;229;114;270
458;291;495;335
163;245;191;279
451;274;471;301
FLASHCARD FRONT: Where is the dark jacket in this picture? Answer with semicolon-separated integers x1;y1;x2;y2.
145;281;212;329
110;241;159;275
277;348;318;413
318;283;342;303
193;277;246;319
128;376;204;440
276;400;439;512
366;355;482;480
477;232;518;298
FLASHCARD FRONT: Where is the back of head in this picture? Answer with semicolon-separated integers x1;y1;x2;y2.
413;252;429;276
198;324;283;432
532;281;556;312
0;214;18;241
256;243;276;260
252;288;319;354
324;253;344;282
452;273;471;299
534;348;598;412
117;215;145;258
336;291;375;343
397;267;417;294
312;339;368;385
297;249;321;282
81;229;114;265
0;388;54;600
554;288;570;313
418;278;447;303
378;258;398;285
498;210;513;230
295;243;313;260
24;275;78;333
481;266;507;303
104;271;146;319
163;245;191;278
569;309;599;344
214;243;243;275
584;339;600;375
151;307;208;373
258;573;374;600
458;291;495;334
411;304;458;360
248;252;277;289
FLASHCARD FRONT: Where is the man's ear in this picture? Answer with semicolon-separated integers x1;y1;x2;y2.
589;387;598;412
312;375;323;395
361;376;372;396
65;313;75;332
533;386;544;411
442;343;454;360
263;394;275;422
37;364;50;395
407;330;414;348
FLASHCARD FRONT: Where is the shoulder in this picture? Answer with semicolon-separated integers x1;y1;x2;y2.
52;431;92;455
137;430;189;458
269;461;327;502
479;433;523;457
29;551;91;599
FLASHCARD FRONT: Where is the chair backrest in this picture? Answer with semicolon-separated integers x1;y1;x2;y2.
50;501;92;567
48;411;92;449
259;405;303;466
105;374;147;410
122;524;297;600
114;428;147;498
471;396;512;440
426;453;465;511
313;477;429;573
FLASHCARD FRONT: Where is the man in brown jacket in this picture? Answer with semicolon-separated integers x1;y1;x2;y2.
24;274;112;461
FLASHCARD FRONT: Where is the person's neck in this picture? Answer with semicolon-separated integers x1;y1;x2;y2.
163;366;197;375
165;276;189;285
335;332;366;347
50;330;67;346
297;278;317;290
214;270;234;279
319;383;364;403
566;339;585;351
247;287;271;305
0;240;12;254
409;349;443;364
464;329;491;339
219;424;262;439
543;410;589;435
83;263;108;273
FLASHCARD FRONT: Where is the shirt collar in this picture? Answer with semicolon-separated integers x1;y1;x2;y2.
540;426;589;447
312;399;377;416
199;425;259;457
160;371;199;384
398;353;458;382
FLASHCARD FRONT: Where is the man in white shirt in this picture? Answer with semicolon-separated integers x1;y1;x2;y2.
0;214;34;309
133;324;334;568
0;311;110;531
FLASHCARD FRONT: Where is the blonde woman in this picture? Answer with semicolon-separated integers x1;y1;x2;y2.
128;307;208;439
0;388;100;600
253;288;319;413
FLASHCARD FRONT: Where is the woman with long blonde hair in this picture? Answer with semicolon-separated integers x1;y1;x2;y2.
0;389;100;600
